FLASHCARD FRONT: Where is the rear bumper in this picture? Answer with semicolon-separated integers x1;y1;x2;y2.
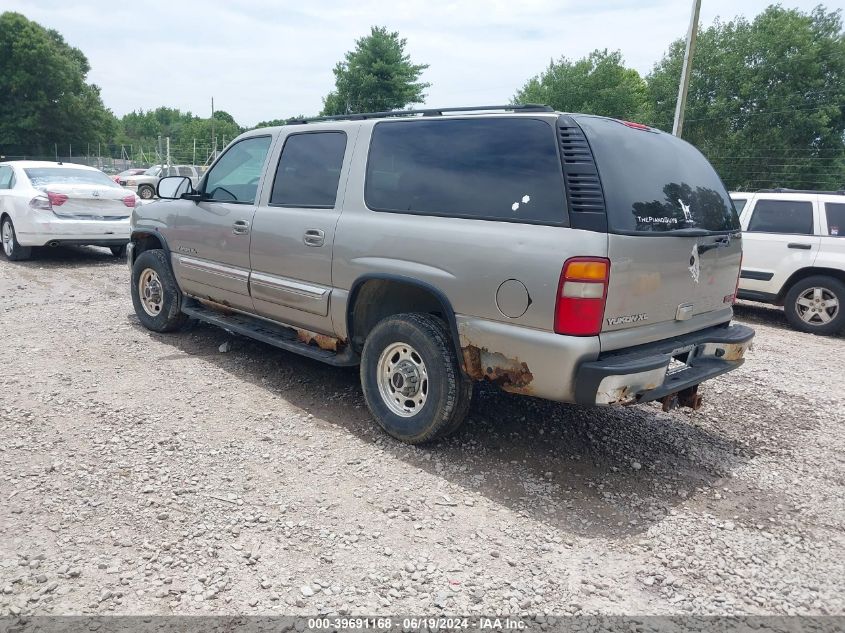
574;324;754;406
17;216;130;247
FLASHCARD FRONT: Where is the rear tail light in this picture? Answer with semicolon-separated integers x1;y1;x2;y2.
555;257;610;336
46;191;68;206
123;194;137;208
29;195;53;211
727;253;743;304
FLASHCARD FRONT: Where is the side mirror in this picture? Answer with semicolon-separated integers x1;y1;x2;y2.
157;176;195;200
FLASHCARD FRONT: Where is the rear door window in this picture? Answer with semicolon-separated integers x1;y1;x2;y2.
747;199;814;235
825;202;845;236
270;132;347;207
0;166;12;189
575;115;739;234
177;166;194;177
365;118;567;224
731;198;747;213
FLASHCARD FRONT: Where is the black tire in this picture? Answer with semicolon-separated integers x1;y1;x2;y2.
1;216;32;261
783;275;845;335
360;312;472;444
131;249;188;332
110;245;127;258
138;184;155;200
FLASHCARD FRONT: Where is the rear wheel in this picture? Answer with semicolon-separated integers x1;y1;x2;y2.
131;249;187;332
360;313;472;444
784;275;845;335
1;216;32;261
138;184;155;200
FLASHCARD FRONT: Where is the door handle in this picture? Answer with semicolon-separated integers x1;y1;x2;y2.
303;229;325;247
787;243;812;250
232;220;250;235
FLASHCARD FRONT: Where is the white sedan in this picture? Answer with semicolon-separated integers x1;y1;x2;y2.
0;160;138;261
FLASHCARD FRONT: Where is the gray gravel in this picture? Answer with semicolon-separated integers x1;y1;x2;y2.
0;246;843;616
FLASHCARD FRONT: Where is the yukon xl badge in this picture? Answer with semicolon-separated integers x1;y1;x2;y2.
607;313;648;326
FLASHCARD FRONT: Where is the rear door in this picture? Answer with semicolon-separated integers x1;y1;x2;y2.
249;128;355;332
815;196;845;276
740;195;820;296
574;116;742;349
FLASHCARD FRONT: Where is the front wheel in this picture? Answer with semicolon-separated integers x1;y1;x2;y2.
784;275;845;335
131;249;187;332
360;313;472;444
1;216;32;261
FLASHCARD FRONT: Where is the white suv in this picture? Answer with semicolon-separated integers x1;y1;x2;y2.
731;189;845;335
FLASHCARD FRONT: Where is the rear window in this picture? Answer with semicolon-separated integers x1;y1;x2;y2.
825;202;845;236
24;167;119;188
365;118;567;224
575;116;739;234
747;199;814;235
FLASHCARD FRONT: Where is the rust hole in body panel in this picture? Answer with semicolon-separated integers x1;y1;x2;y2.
295;328;343;352
461;345;534;395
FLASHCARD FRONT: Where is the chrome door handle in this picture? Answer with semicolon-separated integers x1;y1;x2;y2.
232;220;250;235
303;229;325;247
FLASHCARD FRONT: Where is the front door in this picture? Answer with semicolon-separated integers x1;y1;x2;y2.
249;129;354;332
739;195;821;295
169;135;274;312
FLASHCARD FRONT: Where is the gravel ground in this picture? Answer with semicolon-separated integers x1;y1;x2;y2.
0;246;843;617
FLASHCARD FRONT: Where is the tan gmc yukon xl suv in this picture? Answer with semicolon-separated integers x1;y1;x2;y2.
128;105;754;444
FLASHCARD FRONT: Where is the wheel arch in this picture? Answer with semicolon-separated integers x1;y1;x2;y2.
778;267;845;303
346;274;466;374
129;229;170;267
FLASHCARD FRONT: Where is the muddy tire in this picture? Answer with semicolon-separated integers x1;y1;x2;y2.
1;216;32;261
360;312;472;444
131;249;187;332
784;275;845;335
138;184;155;200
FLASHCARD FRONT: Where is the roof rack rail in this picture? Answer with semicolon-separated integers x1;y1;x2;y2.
286;104;554;125
757;187;845;195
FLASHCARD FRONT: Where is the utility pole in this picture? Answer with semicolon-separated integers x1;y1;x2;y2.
672;0;702;137
166;137;171;174
211;97;216;161
193;138;196;166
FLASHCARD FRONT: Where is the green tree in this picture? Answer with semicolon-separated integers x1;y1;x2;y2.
0;12;115;154
513;49;649;121
647;5;845;190
321;26;429;115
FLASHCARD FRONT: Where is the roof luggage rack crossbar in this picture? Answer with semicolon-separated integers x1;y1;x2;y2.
287;104;553;124
757;187;845;195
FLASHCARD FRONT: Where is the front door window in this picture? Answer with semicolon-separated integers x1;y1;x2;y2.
203;136;272;204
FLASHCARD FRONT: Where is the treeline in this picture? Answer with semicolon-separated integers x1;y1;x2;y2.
1;6;844;189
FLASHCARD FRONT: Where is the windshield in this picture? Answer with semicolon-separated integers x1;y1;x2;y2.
143;166;161;176
575;116;740;234
24;167;121;188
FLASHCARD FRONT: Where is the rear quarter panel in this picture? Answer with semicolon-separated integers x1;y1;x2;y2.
332;123;608;335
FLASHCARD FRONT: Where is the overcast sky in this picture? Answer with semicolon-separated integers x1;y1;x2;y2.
6;0;837;126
